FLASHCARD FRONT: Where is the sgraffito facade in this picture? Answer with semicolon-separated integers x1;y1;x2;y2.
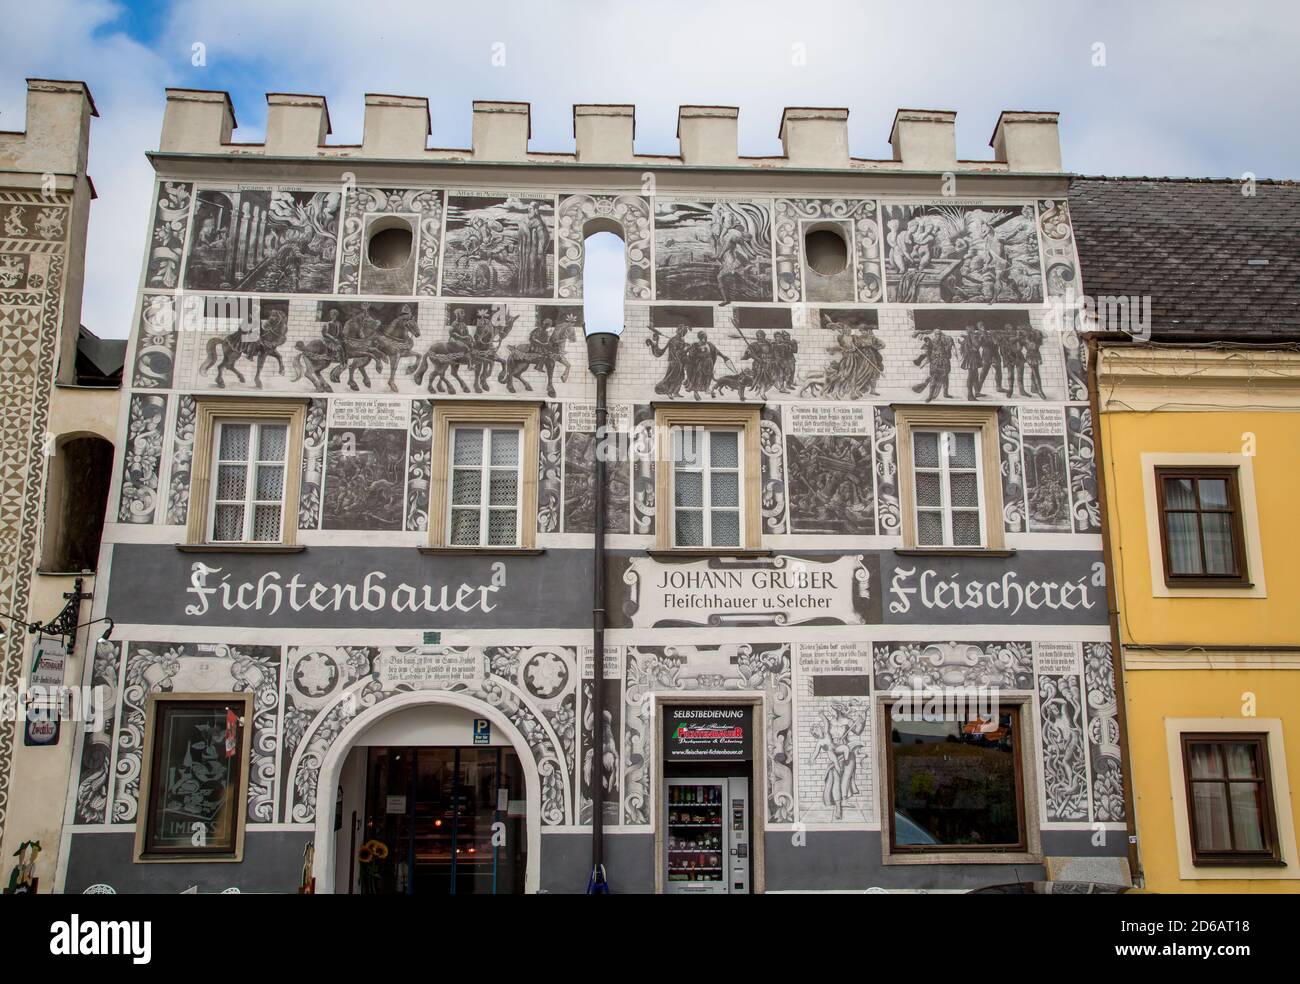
60;92;1127;893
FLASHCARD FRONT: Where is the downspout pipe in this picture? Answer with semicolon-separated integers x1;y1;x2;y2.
1086;333;1143;886
585;330;619;893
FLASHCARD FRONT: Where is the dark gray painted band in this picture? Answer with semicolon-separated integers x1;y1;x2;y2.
107;544;1106;629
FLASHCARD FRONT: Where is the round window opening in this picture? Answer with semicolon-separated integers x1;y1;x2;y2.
367;223;414;270
804;228;849;277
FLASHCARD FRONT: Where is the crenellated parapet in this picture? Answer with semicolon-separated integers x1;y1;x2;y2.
156;88;1064;172
0;78;97;177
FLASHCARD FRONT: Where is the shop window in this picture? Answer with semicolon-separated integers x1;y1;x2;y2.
135;695;251;862
186;398;306;546
1155;467;1249;586
653;405;762;552
886;704;1027;854
894;406;1004;551
429;401;540;550
41;434;114;572
1180;734;1281;866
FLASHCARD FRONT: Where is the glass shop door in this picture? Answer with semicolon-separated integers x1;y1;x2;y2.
361;746;526;894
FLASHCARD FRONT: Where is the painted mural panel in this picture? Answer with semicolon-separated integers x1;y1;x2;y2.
873;640;1034;692
145;181;193;289
785;404;875;535
405;398;432;532
297;397;327;530
112;642;282;825
557;194;651;299
132;295;179;389
184;189;340;294
773;197;882;303
622;643;792;825
1019;406;1072;533
563;401;631;535
796;642;873;823
1067;406;1101;534
286;300;419;394
1035;642;1089;822
799;309;884;400
280;645;572;826
998;405;1028;533
537;402;563;534
873;405;900;536
337;187;442;296
73;641;122;825
197;296;290;390
913;309;1047;403
1083;642;1125;822
320;399;410;531
441;193;554;298
882;201;1043;304
654;199;772;303
117;393;167;524
759;404;787;535
164;394;196;525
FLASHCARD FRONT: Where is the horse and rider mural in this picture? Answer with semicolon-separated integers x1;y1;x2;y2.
199;299;290;389
291;301;420;393
411;303;578;398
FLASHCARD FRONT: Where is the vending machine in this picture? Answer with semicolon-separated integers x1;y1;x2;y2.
664;776;750;894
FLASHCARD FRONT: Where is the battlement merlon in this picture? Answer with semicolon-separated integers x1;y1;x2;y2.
155;89;1065;173
0;79;97;179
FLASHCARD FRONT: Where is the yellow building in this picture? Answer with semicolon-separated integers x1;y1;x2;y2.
1075;176;1300;893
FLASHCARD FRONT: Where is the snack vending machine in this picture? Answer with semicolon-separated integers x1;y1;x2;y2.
664;777;750;894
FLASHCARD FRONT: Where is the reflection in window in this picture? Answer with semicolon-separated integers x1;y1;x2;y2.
142;701;244;857
1182;734;1280;865
889;708;1023;851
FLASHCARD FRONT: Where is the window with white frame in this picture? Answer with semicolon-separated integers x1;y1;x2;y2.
447;425;523;547
210;420;289;543
672;426;742;548
911;428;985;548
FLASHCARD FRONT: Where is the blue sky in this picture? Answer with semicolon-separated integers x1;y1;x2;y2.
3;0;1297;338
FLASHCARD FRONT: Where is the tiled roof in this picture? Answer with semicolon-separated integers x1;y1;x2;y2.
1068;176;1300;338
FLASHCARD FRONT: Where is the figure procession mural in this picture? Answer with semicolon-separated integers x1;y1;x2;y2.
74;639;1123;834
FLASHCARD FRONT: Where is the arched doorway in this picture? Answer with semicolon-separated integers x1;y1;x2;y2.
312;692;542;894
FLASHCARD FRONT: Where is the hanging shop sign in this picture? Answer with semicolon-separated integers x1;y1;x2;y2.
663;705;753;762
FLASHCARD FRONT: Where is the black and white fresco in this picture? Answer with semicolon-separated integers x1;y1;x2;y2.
882;202;1043;303
337;187;443;296
1039;670;1089;822
999;405;1028;534
297;398;327;531
537;403;564;534
184;189;340;294
198;297;290;390
785;405;875;536
799;309;884;400
405;399;432;532
645;305;713;399
912;309;1046;403
759;405;787;535
145;181;193;289
1083;643;1125;822
873;641;1034;692
164;395;196;525
73;641;121;825
563;403;631;535
873;405;901;536
117;394;166;524
557;194;651;299
714;307;795;400
321;409;409;532
441;194;554;297
1067;407;1101;534
112;643;282;824
1019;406;1072;533
622;644;793;826
280;646;573;827
654;200;772;303
132;295;178;389
289;301;420;393
773;198;882;303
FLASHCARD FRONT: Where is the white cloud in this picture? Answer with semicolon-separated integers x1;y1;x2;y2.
3;0;1296;338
